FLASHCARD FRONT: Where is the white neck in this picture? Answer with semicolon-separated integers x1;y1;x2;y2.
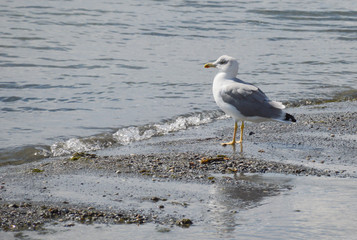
216;72;236;80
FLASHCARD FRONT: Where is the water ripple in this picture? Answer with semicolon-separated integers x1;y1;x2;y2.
0;63;107;69
250;9;357;20
0;82;77;89
0;96;22;102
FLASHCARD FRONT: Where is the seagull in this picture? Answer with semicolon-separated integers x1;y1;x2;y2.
204;55;296;146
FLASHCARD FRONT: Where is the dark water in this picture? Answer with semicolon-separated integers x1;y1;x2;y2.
1;0;356;164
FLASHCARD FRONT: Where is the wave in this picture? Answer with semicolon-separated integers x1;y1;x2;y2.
50;110;225;157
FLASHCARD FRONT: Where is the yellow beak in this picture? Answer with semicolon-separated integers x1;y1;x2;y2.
204;63;216;68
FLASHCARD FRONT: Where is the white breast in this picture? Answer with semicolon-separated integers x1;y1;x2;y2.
212;74;245;120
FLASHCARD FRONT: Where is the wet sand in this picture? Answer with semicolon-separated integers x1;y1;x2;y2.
0;101;356;238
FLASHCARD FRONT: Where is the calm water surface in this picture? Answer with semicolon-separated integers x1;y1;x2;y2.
1;0;356;163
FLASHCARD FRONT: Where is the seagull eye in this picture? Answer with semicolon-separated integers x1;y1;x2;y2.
219;59;228;65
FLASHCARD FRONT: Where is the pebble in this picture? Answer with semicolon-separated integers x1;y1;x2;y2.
176;218;193;227
8;204;19;208
64;222;75;227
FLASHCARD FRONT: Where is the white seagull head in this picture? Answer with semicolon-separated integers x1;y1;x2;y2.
204;55;239;78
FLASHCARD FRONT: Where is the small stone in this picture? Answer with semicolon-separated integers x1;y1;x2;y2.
64;222;75;227
151;197;160;202
8;203;19;208
176;218;193;228
20;202;31;207
61;208;69;214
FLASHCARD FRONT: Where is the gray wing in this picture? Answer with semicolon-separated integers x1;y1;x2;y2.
221;82;283;119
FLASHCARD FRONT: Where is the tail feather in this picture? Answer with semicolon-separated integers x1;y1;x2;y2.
284;113;296;122
270;101;286;110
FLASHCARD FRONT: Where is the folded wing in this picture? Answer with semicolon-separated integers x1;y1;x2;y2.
221;82;285;120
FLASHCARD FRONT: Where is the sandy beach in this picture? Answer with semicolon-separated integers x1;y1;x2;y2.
1;101;356;239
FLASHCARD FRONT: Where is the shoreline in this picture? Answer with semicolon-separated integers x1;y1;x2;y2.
0;101;356;233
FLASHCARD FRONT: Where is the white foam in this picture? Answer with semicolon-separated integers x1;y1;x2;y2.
51;138;105;157
51;111;224;156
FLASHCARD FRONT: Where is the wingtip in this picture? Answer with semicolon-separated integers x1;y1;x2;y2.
285;113;296;122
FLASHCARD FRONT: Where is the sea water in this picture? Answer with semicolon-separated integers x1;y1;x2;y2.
1;0;356;164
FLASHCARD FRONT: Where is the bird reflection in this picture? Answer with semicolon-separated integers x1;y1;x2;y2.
229;142;243;153
206;174;292;236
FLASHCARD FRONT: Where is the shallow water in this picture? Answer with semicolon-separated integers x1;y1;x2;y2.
1;0;357;164
2;174;357;239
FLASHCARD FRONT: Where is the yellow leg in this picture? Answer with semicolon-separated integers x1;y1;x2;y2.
238;121;244;144
221;121;238;146
221;121;244;146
